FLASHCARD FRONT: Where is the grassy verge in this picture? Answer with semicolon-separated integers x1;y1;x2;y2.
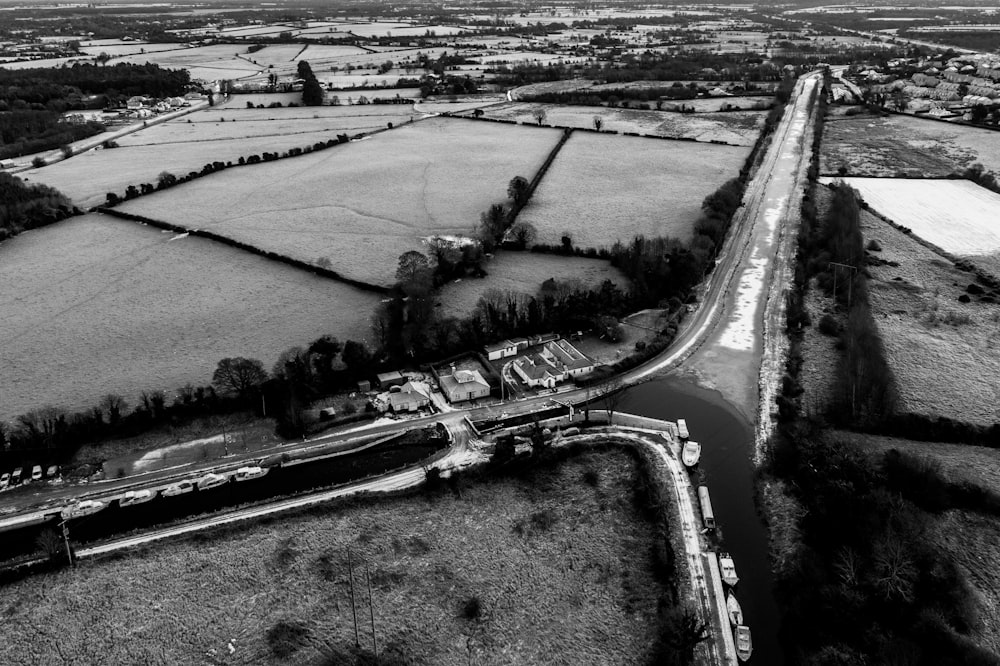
0;447;671;666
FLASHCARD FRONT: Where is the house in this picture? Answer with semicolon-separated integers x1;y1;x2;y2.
167;96;186;108
376;371;406;389
0;159;15;169
511;339;595;389
126;95;147;110
439;368;491;403
512;353;564;389
388;381;430;413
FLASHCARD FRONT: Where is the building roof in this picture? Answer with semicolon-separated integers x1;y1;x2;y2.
484;340;518;353
513;354;561;381
543;339;593;372
439;369;489;396
376;370;404;383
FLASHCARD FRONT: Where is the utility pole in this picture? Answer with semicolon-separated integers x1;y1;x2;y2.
829;261;858;309
347;550;360;647
59;520;74;567
366;563;378;663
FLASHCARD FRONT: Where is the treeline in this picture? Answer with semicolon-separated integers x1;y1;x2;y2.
1;329;379;462
0;63;190;108
0;172;77;240
492;55;792;87
0;62;190;159
0;111;104;160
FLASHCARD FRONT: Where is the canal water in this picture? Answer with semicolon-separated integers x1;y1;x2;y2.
622;376;782;666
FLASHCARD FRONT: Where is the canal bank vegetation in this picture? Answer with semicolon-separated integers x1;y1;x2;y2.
763;85;1000;663
0;448;673;666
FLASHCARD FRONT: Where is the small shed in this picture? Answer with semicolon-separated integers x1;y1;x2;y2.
376;371;406;389
356;379;371;393
0;159;15;169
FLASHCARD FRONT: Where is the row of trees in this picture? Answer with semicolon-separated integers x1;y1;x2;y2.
1;329;379;458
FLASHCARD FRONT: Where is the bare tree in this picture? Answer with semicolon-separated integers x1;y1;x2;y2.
872;535;916;603
508;221;536;249
99;394;128;425
212;358;268;398
656;604;710;665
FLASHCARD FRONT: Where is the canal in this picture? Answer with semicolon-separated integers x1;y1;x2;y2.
622;376;782;666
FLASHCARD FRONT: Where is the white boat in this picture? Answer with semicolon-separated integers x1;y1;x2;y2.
735;625;753;662
162;479;195;497
120;489;155;507
196;472;229;491
727;591;744;626
61;499;106;520
677;418;689;440
682;440;701;467
234;466;267;482
719;552;739;587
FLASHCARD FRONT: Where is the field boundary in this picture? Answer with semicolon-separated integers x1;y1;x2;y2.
95;208;391;294
439;112;748;148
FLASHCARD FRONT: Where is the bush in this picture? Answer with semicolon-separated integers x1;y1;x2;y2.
866;239;882;252
461;595;482;620
266;620;310;659
32;156;45;168
818;314;840;336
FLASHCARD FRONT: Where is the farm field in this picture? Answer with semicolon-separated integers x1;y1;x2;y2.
435;253;627;319
26;105;417;208
111;44;262;81
474;102;766;146
0;213;376;422
78;42;186;56
117;118;562;287
825;177;1000;257
518;132;751;249
857;199;1000;426
0;448;668;665
821;113;1000;177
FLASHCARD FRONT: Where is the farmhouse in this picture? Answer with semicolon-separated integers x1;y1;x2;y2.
126;96;148;110
511;339;595;389
387;381;431;413
439;368;491;403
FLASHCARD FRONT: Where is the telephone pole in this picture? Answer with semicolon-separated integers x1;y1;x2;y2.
347;549;360;647
59;520;74;567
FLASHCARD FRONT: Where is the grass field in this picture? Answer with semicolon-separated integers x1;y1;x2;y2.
858;201;1000;426
117;118;562;287
827;177;1000;257
112;44;261;81
821;113;1000;177
27;105;418;208
0;213;377;422
0;449;667;665
518;132;750;249
435;253;627;318
477;102;766;146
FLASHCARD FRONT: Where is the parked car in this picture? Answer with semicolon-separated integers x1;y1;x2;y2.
234;466;267;482
61;499;106;520
162;480;195;497
119;489;155;507
46;465;60;478
196;472;228;491
0;472;9;490
11;468;22;485
31;465;43;482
